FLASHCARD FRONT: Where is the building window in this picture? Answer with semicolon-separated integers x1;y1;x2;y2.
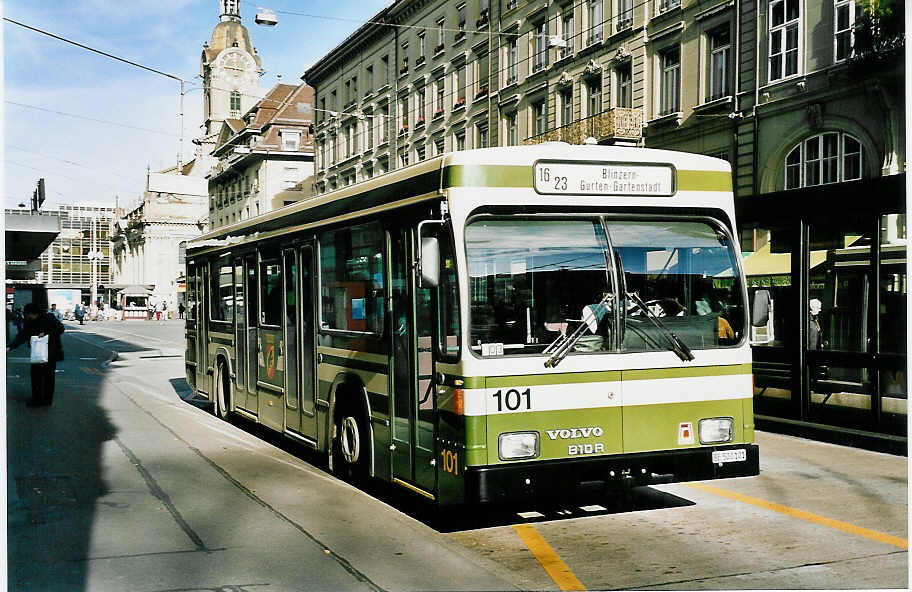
380;104;390;143
505;111;517;146
365;111;374;150
709;28;731;101
382;55;390;86
618;0;633;31
417;142;426;161
399;147;409;167
660;0;681;12
435;77;445;116
365;66;373;94
769;0;800;82
616;64;632;107
418;33;426;61
436;18;446;51
434;135;445;155
352;76;358;100
505;37;518;85
477;123;488;148
281;130;301;151
533;21;548;72
476;53;489;96
589;0;603;44
456;65;466;105
561;13;575;58
561;89;573;126
457;4;466;37
784;132;863;189
455;129;466;151
834;0;859;62
533;99;547;135
417;86;427;124
660;47;681;115
401;42;409;74
586;78;601;117
230;91;241;115
399;95;409;133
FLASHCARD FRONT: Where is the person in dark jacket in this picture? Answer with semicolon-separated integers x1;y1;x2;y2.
7;303;65;406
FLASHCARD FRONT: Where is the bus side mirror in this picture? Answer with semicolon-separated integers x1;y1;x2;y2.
419;237;440;288
751;290;770;327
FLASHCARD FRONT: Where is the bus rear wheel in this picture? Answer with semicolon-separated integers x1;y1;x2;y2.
215;362;231;420
333;402;369;483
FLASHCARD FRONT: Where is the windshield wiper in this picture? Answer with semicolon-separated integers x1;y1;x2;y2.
626;291;695;362
544;293;612;368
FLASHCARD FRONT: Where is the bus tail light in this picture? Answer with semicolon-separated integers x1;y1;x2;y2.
699;418;734;444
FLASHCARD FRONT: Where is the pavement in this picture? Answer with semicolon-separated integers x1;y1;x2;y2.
5;320;520;592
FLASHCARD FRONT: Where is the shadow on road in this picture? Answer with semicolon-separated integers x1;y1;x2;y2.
7;330;123;591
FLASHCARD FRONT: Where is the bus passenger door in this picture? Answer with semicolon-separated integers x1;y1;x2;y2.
244;255;259;412
233;258;247;406
257;250;285;431
283;248;300;432
390;228;437;496
297;244;318;439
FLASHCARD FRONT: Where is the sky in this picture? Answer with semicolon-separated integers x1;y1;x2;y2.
2;0;390;211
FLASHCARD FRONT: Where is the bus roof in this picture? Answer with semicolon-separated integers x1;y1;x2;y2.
188;144;732;252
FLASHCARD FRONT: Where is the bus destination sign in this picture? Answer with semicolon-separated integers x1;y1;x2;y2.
534;162;675;196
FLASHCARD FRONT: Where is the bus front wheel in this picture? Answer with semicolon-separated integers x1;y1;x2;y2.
333;402;369;482
215;362;231;420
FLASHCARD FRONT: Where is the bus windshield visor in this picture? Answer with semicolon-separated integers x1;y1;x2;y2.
606;220;745;351
467;218;615;356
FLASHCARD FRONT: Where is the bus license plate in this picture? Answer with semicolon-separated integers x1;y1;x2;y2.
711;449;747;464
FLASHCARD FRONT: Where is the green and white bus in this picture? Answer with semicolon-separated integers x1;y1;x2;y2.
184;144;759;506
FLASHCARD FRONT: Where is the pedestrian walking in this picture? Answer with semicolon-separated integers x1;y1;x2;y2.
49;303;62;321
178;302;185;320
75;302;85;325
7;302;65;406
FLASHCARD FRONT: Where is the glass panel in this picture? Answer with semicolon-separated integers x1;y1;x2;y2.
467;218;614;356
260;249;283;327
809;218;870;352
608;220;745;351
319;222;385;333
880;213;907;353
186;265;196;322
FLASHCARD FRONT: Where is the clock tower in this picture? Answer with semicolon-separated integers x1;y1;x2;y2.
197;0;262;169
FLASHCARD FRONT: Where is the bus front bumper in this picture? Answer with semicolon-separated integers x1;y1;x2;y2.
466;444;759;504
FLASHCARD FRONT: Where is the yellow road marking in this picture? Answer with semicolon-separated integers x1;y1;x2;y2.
687;482;908;550
513;524;586;591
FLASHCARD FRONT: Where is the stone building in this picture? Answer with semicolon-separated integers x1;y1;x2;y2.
304;0;905;447
207;83;316;229
110;171;208;311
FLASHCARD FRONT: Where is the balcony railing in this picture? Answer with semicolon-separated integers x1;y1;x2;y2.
522;107;642;145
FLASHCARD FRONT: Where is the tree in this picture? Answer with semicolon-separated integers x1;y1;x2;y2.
852;0;905;62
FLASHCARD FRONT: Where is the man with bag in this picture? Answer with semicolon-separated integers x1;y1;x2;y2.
6;302;65;407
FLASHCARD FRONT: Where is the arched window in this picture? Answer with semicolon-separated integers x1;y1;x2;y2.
784;132;862;189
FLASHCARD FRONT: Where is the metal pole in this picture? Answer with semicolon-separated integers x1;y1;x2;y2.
178;79;185;172
90;211;98;314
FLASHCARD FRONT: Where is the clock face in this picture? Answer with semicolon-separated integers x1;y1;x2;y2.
219;51;254;81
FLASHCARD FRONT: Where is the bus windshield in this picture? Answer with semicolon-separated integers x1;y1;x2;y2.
466;216;745;357
467;218;614;355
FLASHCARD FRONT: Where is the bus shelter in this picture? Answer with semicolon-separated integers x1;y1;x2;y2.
738;174;907;453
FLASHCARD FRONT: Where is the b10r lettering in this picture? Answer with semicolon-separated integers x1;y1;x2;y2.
492;388;532;411
568;443;605;455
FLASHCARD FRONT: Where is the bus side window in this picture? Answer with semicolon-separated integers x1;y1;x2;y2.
259;249;283;326
437;228;460;359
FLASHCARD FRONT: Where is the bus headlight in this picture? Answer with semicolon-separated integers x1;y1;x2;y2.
699;418;734;444
499;432;539;460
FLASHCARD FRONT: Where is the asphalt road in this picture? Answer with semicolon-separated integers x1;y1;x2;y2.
6;319;908;591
